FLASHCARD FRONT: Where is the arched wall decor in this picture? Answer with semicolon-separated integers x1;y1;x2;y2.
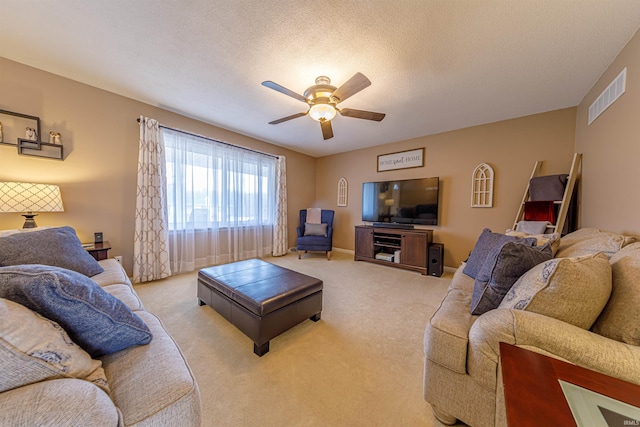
337;177;348;207
471;163;494;208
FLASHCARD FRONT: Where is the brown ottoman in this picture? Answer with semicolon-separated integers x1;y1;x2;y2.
197;259;323;356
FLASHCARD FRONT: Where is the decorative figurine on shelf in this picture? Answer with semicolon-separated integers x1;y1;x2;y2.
0;122;3;143
48;131;62;144
25;127;37;141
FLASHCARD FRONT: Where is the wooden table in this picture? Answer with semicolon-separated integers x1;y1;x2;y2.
500;342;640;426
83;241;111;261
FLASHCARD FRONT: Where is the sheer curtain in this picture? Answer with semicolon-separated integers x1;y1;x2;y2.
133;116;171;283
162;128;278;274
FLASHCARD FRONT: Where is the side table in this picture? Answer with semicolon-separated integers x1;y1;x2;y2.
83;241;111;261
500;342;640;426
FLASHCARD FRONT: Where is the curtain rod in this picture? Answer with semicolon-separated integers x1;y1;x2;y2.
137;117;278;159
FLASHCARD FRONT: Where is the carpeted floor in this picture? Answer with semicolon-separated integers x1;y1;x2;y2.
134;251;458;427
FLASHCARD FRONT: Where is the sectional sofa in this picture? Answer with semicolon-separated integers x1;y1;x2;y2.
0;226;201;426
423;227;640;427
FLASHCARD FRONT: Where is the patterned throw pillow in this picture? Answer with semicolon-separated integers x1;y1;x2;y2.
471;242;552;315
500;252;612;330
0;264;152;357
505;231;561;256
0;297;109;394
592;243;640;345
0;226;103;277
555;227;635;259
463;228;537;279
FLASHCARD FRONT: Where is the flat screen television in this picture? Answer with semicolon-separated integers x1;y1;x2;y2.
362;177;439;226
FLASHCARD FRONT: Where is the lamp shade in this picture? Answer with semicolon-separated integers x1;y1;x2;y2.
0;182;64;213
309;103;337;122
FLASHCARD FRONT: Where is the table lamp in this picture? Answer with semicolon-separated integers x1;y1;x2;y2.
384;198;395;215
0;181;64;228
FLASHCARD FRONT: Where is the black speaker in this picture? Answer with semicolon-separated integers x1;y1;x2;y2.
428;243;444;277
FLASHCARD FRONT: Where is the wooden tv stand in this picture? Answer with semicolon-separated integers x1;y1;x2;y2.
354;225;433;275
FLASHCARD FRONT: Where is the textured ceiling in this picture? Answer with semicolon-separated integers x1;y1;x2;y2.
2;1;640;157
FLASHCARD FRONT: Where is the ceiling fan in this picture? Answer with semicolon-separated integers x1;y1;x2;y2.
261;72;385;140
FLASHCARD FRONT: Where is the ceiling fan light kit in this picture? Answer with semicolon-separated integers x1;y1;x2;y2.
309;103;336;122
262;72;385;140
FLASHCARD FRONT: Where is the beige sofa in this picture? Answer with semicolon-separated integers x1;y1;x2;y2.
0;257;202;426
423;228;640;427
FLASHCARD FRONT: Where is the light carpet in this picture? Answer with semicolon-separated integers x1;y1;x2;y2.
134;251;458;427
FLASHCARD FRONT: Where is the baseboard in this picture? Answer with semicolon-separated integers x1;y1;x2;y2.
289;246;455;271
288;246;354;255
332;247;354;255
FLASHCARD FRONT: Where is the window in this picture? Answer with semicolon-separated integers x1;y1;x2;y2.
162;128;276;231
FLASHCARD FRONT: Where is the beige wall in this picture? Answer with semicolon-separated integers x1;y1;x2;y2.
0;57;316;274
575;28;640;237
8;28;638;274
316;108;577;268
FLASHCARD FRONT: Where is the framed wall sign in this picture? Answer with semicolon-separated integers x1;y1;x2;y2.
377;148;424;172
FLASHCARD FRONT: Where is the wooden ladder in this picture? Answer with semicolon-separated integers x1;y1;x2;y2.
512;153;582;234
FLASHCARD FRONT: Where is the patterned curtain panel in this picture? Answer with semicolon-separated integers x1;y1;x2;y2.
133;116;171;283
272;156;288;256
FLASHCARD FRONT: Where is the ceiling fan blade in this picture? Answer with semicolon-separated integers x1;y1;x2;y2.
320;120;333;140
331;72;371;103
339;108;385;122
262;81;308;103
268;111;308;125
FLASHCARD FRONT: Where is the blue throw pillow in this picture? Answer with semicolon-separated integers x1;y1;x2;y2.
0;264;152;357
470;242;553;315
0;226;104;277
463;228;538;279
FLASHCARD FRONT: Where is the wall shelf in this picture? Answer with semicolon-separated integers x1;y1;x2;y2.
0;109;64;160
17;138;63;160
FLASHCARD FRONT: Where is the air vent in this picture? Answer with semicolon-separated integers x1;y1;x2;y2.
588;68;626;125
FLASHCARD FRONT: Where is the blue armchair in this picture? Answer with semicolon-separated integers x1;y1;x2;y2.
297;209;334;260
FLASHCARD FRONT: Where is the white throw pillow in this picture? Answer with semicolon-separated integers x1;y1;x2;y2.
0;298;109;394
499;252;612;330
